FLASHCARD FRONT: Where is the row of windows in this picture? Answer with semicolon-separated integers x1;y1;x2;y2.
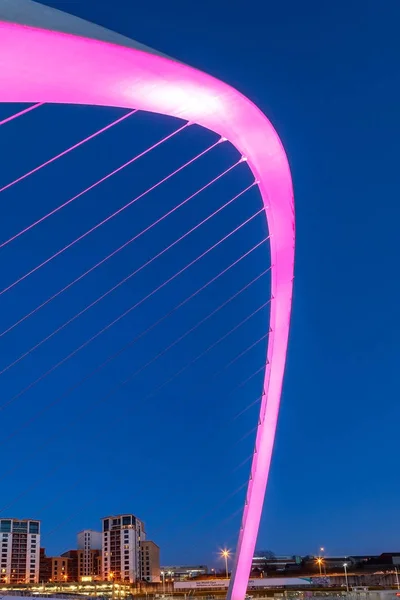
0;521;39;534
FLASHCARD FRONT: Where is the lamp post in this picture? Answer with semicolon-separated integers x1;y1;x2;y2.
109;572;115;600
316;558;323;577
221;550;230;579
161;571;165;595
343;563;349;592
320;548;327;576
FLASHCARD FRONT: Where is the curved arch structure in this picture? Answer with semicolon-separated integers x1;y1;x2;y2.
0;2;295;599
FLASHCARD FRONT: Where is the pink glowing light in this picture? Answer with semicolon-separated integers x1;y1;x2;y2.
0;4;294;600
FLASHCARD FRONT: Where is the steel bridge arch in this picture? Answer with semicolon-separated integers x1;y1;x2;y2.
0;2;295;599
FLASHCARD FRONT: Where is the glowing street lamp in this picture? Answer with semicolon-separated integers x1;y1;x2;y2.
316;557;323;576
161;571;165;595
343;563;349;592
320;548;327;576
221;550;230;579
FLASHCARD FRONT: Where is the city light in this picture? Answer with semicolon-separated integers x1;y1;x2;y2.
221;549;231;579
316;557;323;576
343;563;349;592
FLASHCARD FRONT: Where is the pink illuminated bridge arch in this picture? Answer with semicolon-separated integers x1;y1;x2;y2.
0;2;295;599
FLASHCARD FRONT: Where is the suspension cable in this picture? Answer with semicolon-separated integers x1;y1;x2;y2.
0;109;138;198
0;124;196;287
176;331;269;405
147;299;271;401
227;363;265;398
0;203;261;412
0;177;250;376
0;102;43;126
1;295;270;507
1;237;268;445
1;158;242;338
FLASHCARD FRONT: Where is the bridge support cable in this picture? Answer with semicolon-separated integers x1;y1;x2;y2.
154;481;249;538
227;364;266;398
0;102;43;127
234;394;264;420
0;123;195;284
1;236;269;446
0;294;271;512
1;198;261;417
149;298;271;399
174;331;269;405
42;476;248;552
1;158;242;338
0;109;138;198
0;178;252;377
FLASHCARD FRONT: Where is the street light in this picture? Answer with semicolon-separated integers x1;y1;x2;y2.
221;550;230;579
320;549;327;576
161;571;165;595
343;563;349;592
316;557;323;576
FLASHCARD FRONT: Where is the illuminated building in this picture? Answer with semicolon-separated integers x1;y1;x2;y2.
77;530;102;579
140;541;160;582
160;565;208;581
102;514;145;583
0;518;40;584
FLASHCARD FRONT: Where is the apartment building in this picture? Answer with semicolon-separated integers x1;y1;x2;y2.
102;514;145;583
140;540;160;582
77;530;102;579
0;518;40;584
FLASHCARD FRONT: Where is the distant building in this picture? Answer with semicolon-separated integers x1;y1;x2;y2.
39;547;101;583
160;565;208;581
61;550;80;582
0;518;40;584
77;530;102;579
252;552;302;575
39;548;71;583
39;548;51;583
140;541;160;583
102;514;145;583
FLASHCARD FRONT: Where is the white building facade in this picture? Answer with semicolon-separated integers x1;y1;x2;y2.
77;529;102;578
102;514;145;583
0;518;40;584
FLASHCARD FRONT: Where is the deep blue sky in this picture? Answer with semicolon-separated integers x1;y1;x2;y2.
0;0;399;567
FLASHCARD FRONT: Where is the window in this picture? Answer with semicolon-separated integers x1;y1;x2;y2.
122;516;131;526
103;520;109;532
29;522;39;534
0;521;11;533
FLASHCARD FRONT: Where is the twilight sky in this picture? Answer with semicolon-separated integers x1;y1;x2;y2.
0;0;399;568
